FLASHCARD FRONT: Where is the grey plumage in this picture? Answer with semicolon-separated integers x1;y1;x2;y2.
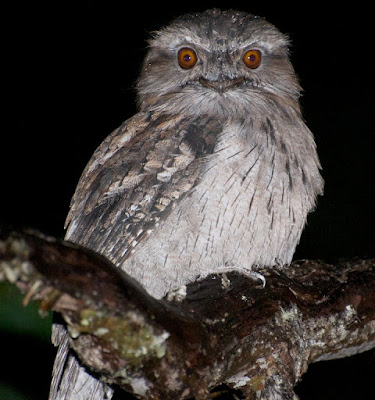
50;9;323;399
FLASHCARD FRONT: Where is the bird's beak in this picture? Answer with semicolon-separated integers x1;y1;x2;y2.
199;77;244;93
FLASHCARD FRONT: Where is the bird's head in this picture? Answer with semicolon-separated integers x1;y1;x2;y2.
137;9;301;117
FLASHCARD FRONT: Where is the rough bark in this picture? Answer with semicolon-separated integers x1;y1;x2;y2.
1;229;374;399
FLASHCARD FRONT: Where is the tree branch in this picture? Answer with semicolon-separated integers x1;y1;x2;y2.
1;229;374;399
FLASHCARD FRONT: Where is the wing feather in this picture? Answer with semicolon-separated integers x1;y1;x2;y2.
65;111;223;269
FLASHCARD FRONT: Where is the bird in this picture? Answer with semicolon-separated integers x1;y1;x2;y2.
49;9;324;399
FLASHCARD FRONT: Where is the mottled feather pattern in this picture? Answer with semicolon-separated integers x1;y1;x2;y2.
66;111;223;268
52;9;323;400
65;95;321;300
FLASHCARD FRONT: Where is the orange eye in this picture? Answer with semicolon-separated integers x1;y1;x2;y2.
243;49;262;69
178;47;197;69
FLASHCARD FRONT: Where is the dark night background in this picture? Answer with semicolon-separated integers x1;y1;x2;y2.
1;1;374;399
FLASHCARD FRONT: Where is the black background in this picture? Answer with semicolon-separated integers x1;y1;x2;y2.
1;1;374;399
